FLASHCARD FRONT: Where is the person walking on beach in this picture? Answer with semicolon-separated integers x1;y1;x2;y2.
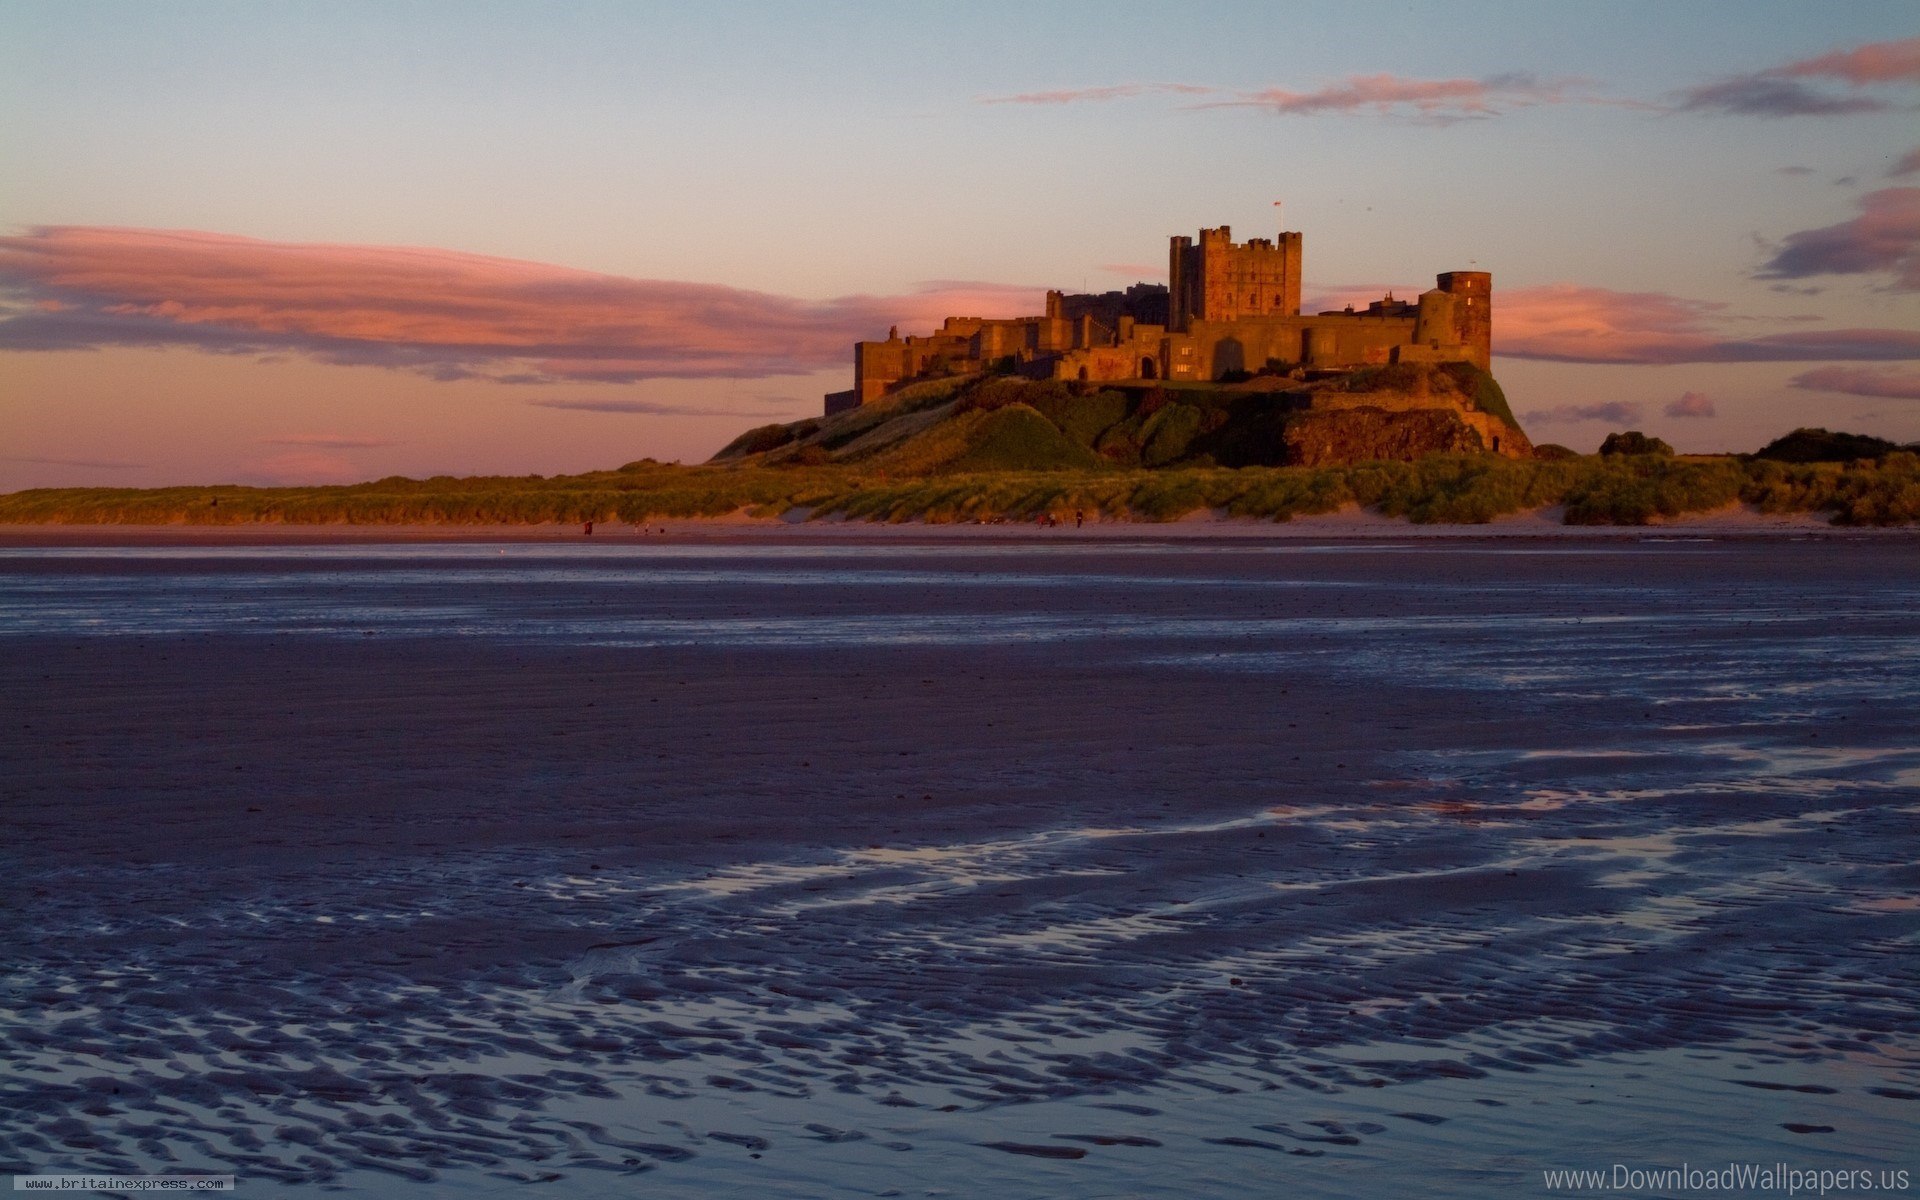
583;520;593;535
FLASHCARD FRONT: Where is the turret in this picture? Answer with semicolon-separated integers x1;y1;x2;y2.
1436;271;1491;369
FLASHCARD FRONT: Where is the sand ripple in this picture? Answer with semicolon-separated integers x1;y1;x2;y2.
2;540;1916;1194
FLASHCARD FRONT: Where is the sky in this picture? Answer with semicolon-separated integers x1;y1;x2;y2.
3;0;1918;489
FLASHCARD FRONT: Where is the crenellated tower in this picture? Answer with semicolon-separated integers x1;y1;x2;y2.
1168;224;1302;332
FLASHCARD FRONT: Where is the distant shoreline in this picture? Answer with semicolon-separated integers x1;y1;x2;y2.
2;503;1907;547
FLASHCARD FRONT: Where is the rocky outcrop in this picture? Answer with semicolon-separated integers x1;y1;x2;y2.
1281;408;1496;467
1274;364;1533;465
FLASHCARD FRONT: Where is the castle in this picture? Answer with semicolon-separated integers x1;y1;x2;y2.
825;220;1491;415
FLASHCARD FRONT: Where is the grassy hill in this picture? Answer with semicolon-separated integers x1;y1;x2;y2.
714;365;1528;473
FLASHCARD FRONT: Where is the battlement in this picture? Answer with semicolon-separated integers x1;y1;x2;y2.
1170;224;1304;330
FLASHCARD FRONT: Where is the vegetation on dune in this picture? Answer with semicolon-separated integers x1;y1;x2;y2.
7;449;1916;527
1563;456;1739;524
1599;430;1674;457
1741;452;1920;525
1752;427;1906;464
714;420;812;458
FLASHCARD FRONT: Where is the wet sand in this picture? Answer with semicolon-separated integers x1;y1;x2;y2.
1;537;1916;1196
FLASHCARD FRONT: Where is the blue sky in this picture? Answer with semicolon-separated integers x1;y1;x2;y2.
3;1;1917;486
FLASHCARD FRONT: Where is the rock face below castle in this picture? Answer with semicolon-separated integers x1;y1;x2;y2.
1277;373;1533;463
826;220;1492;416
1284;408;1522;467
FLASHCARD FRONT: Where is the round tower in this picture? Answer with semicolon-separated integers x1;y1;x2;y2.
1413;288;1455;348
1436;271;1491;369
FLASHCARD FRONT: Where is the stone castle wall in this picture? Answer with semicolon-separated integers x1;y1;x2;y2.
832;221;1492;413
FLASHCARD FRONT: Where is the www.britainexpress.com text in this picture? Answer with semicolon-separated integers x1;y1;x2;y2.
1543;1164;1910;1194
14;1178;233;1192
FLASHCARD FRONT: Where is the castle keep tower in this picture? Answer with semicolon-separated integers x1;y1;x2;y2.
1168;225;1302;332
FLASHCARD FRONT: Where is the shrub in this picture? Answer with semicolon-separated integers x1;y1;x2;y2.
1599;430;1673;457
1752;427;1899;464
1140;403;1206;467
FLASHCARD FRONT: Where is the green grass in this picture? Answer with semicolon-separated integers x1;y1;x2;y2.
8;450;1915;526
943;405;1102;472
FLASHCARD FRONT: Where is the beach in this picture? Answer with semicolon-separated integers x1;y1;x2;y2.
2;530;1916;1196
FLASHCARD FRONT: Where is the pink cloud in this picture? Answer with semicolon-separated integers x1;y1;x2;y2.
1211;72;1588;121
982;72;1622;121
1496;282;1920;364
8;227;1916;388
1757;187;1920;288
1891;147;1920;178
1789;366;1920;400
526;397;793;416
1777;36;1920;86
1664;391;1716;418
0;227;1045;386
876;279;1048;329
247;450;362;485
1678;36;1920;117
979;83;1214;105
1497;285;1728;363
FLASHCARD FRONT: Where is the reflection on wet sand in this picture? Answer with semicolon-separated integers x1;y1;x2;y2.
1;538;1915;1195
